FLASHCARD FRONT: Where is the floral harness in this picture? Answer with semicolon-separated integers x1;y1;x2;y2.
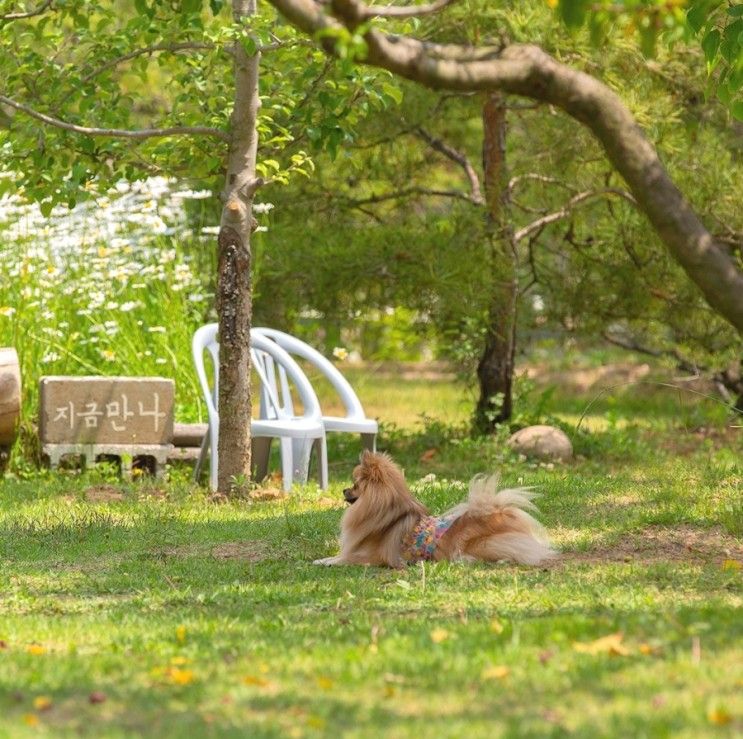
402;513;459;563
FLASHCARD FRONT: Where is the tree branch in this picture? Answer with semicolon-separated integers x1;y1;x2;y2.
508;173;578;196
360;0;456;19
81;42;219;84
602;330;704;375
414;126;484;205
0;95;229;141
514;188;635;242
342;185;481;207
0;0;52;21
266;0;743;334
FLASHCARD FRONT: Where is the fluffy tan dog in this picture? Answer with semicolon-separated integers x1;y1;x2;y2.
313;451;555;567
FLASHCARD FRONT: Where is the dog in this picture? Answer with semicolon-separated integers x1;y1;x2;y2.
313;450;555;567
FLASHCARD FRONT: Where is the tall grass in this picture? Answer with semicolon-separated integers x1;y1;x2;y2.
0;179;218;429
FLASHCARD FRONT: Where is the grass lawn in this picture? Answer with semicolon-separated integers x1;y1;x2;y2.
1;363;741;738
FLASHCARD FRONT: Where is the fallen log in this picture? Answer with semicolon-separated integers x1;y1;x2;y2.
173;422;207;448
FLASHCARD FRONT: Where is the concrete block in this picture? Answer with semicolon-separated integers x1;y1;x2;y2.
40;376;174;445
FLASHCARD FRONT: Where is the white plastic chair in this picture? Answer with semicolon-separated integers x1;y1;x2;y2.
192;324;328;492
252;327;378;452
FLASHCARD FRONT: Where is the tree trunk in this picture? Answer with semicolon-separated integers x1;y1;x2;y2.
217;0;261;494
474;93;517;433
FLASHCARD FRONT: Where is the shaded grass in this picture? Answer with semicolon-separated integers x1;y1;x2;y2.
1;364;742;737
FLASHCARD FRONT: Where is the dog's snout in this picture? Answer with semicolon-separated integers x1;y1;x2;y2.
343;487;358;504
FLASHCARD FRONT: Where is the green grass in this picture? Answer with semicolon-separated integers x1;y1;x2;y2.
1;373;741;738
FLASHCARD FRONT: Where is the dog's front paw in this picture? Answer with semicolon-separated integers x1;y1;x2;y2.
313;556;342;566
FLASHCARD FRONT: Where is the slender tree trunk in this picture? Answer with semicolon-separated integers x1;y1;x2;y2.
217;0;261;494
474;93;517;433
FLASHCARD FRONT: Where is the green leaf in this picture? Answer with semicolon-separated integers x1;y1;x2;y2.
134;0;152;18
732;100;743;120
39;201;53;217
686;3;708;33
381;82;403;105
209;0;224;14
718;79;732;104
639;26;658;58
702;28;721;64
720;19;743;63
728;4;743;16
241;36;258;56
182;0;201;14
560;0;588;28
589;14;607;47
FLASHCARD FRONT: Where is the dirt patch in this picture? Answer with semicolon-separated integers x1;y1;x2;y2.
652;425;743;456
83;485;125;503
210;541;267;561
524;362;652;393
156;540;268;562
554;525;743;567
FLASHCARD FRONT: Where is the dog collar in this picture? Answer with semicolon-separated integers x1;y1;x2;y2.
402;514;457;562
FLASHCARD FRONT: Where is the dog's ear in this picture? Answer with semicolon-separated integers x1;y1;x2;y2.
358;450;398;485
360;449;375;465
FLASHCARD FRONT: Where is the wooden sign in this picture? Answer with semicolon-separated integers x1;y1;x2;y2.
39;376;174;445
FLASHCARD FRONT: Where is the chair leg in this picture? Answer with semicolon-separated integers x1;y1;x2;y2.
315;436;328;490
280;439;294;492
252;436;272;482
209;423;219;492
194;427;209;483
291;438;312;484
361;433;377;452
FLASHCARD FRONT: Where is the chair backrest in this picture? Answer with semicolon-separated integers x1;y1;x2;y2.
192;323;220;421
253;327;366;419
192;323;322;422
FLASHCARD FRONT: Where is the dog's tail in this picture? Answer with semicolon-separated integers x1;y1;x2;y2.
445;474;557;565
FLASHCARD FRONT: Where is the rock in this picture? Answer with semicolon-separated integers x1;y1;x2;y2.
508;425;573;461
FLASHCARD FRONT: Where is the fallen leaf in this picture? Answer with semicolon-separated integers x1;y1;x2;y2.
26;644;46;656
420;448;438;462
573;632;630;657
242;675;270;687
249;487;287;502
22;714;39;727
430;628;450;644
167;668;195;685
307;716;326;729
0;640;7;649
175;625;187;644
707;707;732;725
383;684;396;698
316;676;334;690
89;691;107;704
33;696;52;712
722;559;741;571
481;665;510;680
170;656;190;666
